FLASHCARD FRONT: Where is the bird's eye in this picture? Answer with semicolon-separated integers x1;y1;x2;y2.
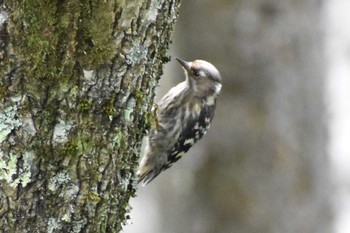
193;70;200;77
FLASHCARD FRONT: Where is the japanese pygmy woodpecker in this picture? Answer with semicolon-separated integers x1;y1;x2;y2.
137;58;222;185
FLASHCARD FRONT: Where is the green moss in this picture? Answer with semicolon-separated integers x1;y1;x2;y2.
75;1;117;68
64;142;78;156
103;99;117;116
76;138;91;155
143;110;152;131
6;0;117;81
37;110;56;131
114;129;127;152
0;86;6;99
7;0;60;78
78;100;92;113
85;192;101;203
133;89;144;101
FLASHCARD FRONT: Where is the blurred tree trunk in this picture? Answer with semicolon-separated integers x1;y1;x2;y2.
0;0;180;232
154;0;331;233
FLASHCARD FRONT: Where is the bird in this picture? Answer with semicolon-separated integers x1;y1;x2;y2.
137;58;222;185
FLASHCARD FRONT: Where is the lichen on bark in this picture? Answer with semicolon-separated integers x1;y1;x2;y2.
0;0;181;232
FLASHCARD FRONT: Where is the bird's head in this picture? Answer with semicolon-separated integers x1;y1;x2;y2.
176;58;222;97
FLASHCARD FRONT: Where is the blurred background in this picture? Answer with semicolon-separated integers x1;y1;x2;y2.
124;0;350;232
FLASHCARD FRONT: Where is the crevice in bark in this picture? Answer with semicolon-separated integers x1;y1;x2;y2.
1;0;181;232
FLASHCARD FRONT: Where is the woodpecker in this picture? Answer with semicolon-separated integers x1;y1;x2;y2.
137;58;222;185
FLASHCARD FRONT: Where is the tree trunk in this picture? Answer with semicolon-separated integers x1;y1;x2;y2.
0;0;180;232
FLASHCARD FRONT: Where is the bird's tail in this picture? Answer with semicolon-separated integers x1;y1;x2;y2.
137;166;162;186
137;137;164;185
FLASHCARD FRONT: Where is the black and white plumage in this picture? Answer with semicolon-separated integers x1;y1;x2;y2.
137;58;222;185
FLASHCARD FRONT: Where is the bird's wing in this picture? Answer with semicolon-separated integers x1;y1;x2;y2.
163;104;216;169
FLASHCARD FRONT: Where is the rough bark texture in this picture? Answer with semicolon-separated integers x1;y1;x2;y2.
0;0;180;232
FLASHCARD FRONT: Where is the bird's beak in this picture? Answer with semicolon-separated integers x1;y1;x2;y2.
176;58;191;72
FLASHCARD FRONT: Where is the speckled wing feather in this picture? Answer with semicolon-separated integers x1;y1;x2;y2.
163;103;216;169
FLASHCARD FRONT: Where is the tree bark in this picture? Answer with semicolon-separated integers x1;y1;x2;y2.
0;0;180;232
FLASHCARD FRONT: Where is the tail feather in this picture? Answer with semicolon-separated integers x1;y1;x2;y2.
137;137;167;185
137;167;162;186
